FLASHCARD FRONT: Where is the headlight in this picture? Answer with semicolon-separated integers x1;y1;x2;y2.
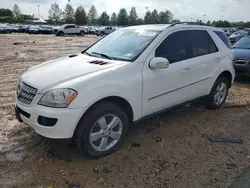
38;89;77;108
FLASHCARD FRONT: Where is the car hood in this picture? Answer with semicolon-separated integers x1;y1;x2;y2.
234;48;250;59
21;54;128;93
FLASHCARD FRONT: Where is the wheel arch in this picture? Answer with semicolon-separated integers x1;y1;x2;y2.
217;70;233;88
73;96;134;138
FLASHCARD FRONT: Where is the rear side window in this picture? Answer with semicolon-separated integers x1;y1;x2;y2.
187;30;218;58
155;31;188;64
214;31;233;49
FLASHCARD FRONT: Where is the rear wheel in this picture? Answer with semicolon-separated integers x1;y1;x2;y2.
75;102;129;158
206;77;229;109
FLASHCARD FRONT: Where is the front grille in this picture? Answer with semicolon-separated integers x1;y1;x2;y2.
17;82;37;104
234;58;249;65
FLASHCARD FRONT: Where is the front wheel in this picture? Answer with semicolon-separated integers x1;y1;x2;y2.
80;31;85;36
206;77;229;109
57;31;64;36
75;102;129;158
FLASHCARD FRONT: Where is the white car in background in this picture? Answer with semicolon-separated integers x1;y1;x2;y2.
97;26;116;36
228;30;249;44
54;24;88;36
16;24;235;157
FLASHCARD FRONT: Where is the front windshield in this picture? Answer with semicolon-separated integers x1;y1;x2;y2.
234;37;250;49
86;29;160;61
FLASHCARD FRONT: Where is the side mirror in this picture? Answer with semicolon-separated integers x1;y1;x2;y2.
149;57;169;69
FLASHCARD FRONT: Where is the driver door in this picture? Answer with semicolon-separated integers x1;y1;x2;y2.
142;30;194;116
65;25;75;34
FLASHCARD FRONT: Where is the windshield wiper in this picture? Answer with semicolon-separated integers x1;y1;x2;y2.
91;52;115;60
83;51;93;56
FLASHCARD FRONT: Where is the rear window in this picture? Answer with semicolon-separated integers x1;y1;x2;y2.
214;31;232;49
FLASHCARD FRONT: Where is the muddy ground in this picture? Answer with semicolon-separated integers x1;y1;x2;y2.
0;34;250;188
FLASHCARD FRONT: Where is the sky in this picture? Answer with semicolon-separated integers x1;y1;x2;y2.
1;0;250;22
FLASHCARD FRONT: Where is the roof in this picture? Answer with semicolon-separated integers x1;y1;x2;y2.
123;23;222;32
122;24;170;31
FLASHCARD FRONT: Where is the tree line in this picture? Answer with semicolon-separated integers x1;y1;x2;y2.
47;3;175;26
0;3;250;28
0;4;26;23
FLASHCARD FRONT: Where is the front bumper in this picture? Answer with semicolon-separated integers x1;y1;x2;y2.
234;64;250;76
15;99;86;139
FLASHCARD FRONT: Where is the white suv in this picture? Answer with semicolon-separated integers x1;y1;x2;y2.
15;24;235;157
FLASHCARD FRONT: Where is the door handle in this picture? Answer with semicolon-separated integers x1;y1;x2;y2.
215;57;221;62
182;67;191;73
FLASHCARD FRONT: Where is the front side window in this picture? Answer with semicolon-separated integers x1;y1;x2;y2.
86;29;160;61
155;31;188;64
65;25;75;29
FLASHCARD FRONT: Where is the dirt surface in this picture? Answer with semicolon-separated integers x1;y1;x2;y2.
0;34;250;188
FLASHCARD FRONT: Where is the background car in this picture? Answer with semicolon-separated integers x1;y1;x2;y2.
222;28;231;37
233;36;250;77
18;25;29;33
88;26;96;35
28;25;40;34
54;24;87;36
0;24;12;34
229;30;249;44
8;24;19;32
97;26;116;36
39;25;53;34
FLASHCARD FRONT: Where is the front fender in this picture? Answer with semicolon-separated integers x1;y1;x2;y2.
69;83;142;121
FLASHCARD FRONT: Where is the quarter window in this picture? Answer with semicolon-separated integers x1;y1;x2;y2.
214;31;233;49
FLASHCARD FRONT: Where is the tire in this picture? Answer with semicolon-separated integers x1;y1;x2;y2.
57;31;64;36
75;102;129;158
80;31;85;36
206;77;229;109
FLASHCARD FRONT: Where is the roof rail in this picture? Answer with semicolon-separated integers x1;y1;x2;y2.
169;22;211;27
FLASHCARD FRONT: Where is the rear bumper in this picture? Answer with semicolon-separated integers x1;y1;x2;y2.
15;100;87;139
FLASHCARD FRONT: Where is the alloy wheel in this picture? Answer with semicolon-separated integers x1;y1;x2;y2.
214;82;227;106
89;114;123;152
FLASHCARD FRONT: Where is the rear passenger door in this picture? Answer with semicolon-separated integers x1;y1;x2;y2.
184;30;220;97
